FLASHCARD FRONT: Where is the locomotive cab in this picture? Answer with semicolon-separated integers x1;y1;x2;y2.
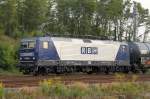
19;38;36;62
18;38;37;74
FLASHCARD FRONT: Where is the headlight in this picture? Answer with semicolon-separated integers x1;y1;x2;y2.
20;57;22;60
33;57;35;60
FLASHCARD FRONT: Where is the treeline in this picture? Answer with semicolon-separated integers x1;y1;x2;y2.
0;0;149;41
0;0;150;71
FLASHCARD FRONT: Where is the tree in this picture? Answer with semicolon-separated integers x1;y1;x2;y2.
22;0;48;33
42;0;59;33
0;0;18;37
54;0;96;35
143;16;150;42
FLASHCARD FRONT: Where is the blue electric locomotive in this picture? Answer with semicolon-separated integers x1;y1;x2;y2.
18;36;150;75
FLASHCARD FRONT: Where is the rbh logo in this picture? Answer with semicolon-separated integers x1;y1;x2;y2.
81;47;98;54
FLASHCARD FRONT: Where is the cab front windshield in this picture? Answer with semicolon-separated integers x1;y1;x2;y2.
21;41;35;49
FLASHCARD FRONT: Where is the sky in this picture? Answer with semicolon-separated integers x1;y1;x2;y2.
133;0;150;11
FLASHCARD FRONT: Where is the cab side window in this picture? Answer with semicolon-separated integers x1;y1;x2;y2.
43;41;48;49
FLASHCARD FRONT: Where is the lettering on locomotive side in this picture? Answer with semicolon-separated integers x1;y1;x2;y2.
81;47;98;54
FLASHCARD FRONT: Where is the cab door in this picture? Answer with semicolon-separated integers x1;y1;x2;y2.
38;38;59;60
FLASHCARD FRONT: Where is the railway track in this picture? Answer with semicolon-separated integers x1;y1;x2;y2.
0;74;150;88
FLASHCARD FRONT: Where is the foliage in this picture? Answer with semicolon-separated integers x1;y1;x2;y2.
0;35;18;70
0;0;18;37
0;68;22;76
37;76;150;98
0;75;150;99
21;0;48;33
0;0;149;39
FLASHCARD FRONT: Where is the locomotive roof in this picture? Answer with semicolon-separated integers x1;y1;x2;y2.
44;33;109;40
21;38;36;42
51;37;128;45
21;36;128;45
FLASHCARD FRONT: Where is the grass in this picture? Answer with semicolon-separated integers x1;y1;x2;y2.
0;68;22;76
146;69;150;74
0;74;150;99
0;82;4;99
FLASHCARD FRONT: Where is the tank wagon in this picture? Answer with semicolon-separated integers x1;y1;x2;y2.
18;36;150;75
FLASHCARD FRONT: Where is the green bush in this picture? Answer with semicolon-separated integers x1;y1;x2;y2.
0;36;18;70
1;79;150;99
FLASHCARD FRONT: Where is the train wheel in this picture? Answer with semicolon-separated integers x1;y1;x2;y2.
86;67;93;74
131;65;138;73
123;68;129;74
22;69;30;75
55;66;65;74
139;66;147;74
115;66;120;72
32;67;39;76
141;68;147;74
33;70;38;76
104;67;109;74
40;67;48;76
87;71;93;74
